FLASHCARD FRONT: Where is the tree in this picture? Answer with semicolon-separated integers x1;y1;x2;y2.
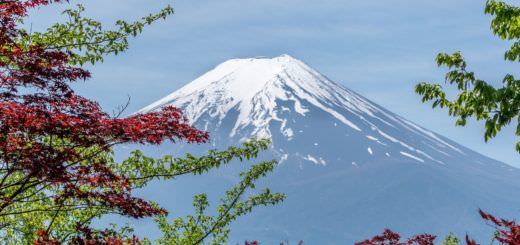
355;229;436;245
415;0;520;153
153;158;283;245
387;0;520;244
440;233;460;245
465;210;520;245
7;139;284;244
0;1;284;243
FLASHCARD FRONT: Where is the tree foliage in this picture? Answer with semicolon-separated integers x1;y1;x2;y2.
153;159;284;245
415;0;520;153
466;210;520;245
0;1;284;243
24;3;174;65
359;210;520;245
380;1;520;244
440;233;460;245
355;229;436;245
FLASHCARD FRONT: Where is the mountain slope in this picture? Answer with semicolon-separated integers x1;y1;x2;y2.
140;54;502;168
138;55;520;244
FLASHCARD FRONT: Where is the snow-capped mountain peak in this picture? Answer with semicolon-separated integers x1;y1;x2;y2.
136;55;520;244
140;55;486;166
141;55;388;137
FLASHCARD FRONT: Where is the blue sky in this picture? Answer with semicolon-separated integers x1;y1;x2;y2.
31;0;518;166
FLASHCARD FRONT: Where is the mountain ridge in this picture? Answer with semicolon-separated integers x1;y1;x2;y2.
140;54;504;168
136;54;520;243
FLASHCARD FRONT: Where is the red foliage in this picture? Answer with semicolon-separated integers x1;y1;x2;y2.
0;0;208;242
68;224;142;245
465;210;520;245
465;234;479;245
34;227;142;245
356;229;436;245
33;230;61;245
245;240;304;245
360;210;520;245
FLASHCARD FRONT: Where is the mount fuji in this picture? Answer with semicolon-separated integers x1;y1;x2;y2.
138;55;520;244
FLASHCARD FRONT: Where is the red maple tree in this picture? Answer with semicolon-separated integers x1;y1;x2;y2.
360;210;520;245
464;210;520;245
0;0;207;242
356;229;435;245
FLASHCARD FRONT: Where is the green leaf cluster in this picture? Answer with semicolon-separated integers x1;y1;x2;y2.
440;233;460;245
3;3;284;243
0;139;283;244
415;0;520;153
152;159;284;245
23;4;173;65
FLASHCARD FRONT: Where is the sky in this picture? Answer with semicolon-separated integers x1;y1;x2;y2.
29;0;518;166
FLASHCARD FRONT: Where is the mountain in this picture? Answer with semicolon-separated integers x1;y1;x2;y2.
138;55;520;244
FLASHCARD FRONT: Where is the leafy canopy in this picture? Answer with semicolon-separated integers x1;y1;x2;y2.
415;0;520;153
0;1;284;244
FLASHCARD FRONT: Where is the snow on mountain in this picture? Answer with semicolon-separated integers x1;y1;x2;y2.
141;54;362;136
137;55;520;243
140;54;474;167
